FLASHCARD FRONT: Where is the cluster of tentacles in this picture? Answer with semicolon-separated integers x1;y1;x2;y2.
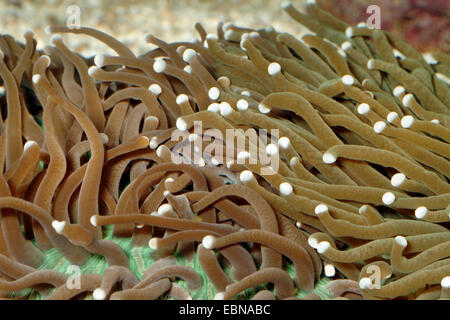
0;1;449;300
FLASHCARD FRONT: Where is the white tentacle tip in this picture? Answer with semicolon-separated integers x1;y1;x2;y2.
206;33;218;41
400;115;414;128
258;103;271;114
308;237;319;249
208;87;220;100
99;133;109;144
341;74;354;86
211;157;220;166
278;137;290;149
149;84;162;95
279;182;293;196
268;62;281;76
423;53;437;65
51;220;66;234
237;151;250;161
214;292;225;300
393;49;405;60
87;66;100;77
182;48;197;62
202;235;216;249
50;34;63;44
24;140;37;151
219;102;233;117
436;73;450;85
315;204;328;215
322;152;337;164
176;117;188;131
345;27;354;38
402;93;414;107
367;59;375;70
441;276;450;289
207;103;220;113
183;65;192;74
395;236;407;248
391;173;406;187
94;54;105;66
239;170;254;183
32;74;41;84
393;86;405;98
148;238;159;250
289;157;299;167
414;206;428;219
382;192;396;205
236;99;248;111
281;2;292;9
341;41;352;51
157;204;173;216
357;103;370;115
93;288;107;300
386;112;399;123
198;158;206;167
156;145;165;158
153;60;166;73
176;94;189;105
44;26;53;35
324;263;335;277
358;205;369;214
265;143;278;156
147;137;158;149
317;241;330;254
188;133;199;143
239;34;249;50
90;215;98;227
217;76;230;88
373;121;386;134
40;55;51;68
359;277;372;290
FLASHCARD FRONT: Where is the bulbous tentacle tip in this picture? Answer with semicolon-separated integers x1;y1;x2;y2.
93;288;107;300
214;292;225;300
202;235;216;249
414;206;428;219
394;236;407;248
90;215;98;227
322;152;337;164
315;204;328;215
208;87;220;100
149;238;159;250
359;277;372;290
279;182;293;196
317;241;330;254
52;220;66;234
